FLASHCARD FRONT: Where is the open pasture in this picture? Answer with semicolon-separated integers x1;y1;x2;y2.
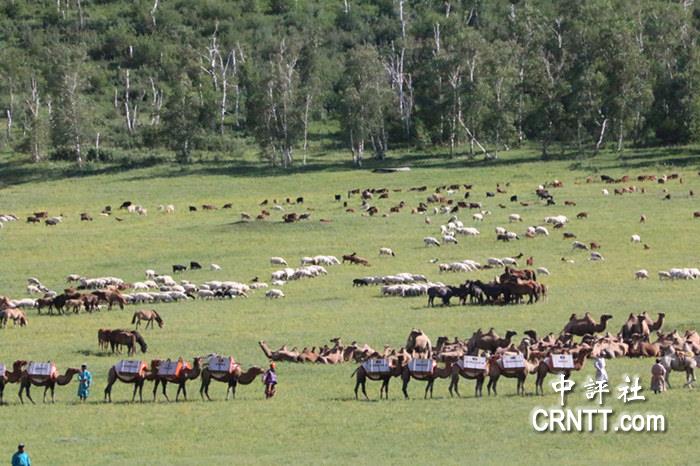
1;150;700;464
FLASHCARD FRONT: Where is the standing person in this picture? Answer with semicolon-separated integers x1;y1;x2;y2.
11;443;31;466
77;363;92;402
651;359;667;394
594;356;608;383
263;362;277;399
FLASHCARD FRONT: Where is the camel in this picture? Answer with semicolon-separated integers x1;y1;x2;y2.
298;347;320;363
562;313;613;336
0;308;28;328
405;329;432;358
535;347;591;395
641;312;665;332
132;309;164;329
401;360;453;399
627;335;661;358
487;352;541;396
660;345;697;388
104;360;161;402
448;357;489;398
258;341;300;362
18;364;80;404
199;364;264;400
152;357;202;401
467;328;517;354
0;360;27;404
621;312;665;341
352;355;407;400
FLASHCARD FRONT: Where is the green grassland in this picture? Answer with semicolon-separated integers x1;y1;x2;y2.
1;148;700;465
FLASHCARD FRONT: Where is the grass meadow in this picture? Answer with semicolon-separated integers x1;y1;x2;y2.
1;147;700;464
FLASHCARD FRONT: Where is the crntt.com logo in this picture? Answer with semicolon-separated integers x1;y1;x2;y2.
530;408;666;433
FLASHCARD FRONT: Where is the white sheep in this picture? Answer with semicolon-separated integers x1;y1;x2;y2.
136;206;147;216
145;269;157;279
266;289;285;299
506;231;519;241
602;189;609;196
271;280;286;286
502;257;518;266
658;271;671;280
536;267;550;276
158;204;175;214
379;247;395;256
534;226;549;236
472;213;484;222
589;252;605;261
210;263;221;271
487;257;505;267
635;269;649;279
442;234;459;245
495;226;507;236
270;257;288;266
424;236;441;247
630;234;641;243
26;285;41;295
509;213;522;223
198;289;215;300
457;227;480;236
572;241;589;251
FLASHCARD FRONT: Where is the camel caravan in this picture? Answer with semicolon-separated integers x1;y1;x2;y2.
345;315;700;400
0;361;80;404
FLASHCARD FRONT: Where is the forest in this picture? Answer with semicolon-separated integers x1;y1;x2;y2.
1;0;699;167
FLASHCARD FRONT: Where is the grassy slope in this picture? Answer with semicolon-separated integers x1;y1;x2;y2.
1;147;699;464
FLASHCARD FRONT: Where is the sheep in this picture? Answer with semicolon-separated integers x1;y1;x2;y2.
572;241;589;251
270;257;289;266
158;204;175;214
424;236;441;247
534;226;549;236
266;289;285;299
271;280;286;286
505;231;519;241
66;274;81;282
442;234;459;245
495;226;507;236
544;215;569;225
379;247;395;256
456;227;480;236
198;289;216;300
136;206;148;216
630;234;641;243
472;213;484;221
210;263;221;271
658;271;671;280
602;189;609;196
635;269;649;279
589;252;605;261
502;257;518;266
509;213;523;223
132;282;150;291
26;285;42;295
145;269;157;279
536;267;551;276
27;277;42;286
487;257;505;267
249;282;269;289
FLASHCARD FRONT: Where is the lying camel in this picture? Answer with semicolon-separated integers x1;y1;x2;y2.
563;313;613;336
259;341;300;362
467;328;517;354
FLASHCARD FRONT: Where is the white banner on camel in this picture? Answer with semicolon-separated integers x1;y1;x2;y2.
551;354;575;369
116;360;143;374
501;354;525;369
362;359;390;374
459;356;487;370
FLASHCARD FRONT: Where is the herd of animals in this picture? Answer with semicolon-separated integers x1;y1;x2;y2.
1;169;700;404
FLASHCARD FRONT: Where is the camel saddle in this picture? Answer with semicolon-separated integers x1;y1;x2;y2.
116;360;147;380
458;355;487;371
158;359;188;377
498;354;525;369
27;362;57;381
408;359;435;374
548;354;574;370
362;358;391;374
208;356;237;374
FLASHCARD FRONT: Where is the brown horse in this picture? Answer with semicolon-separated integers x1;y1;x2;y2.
132;309;164;329
342;252;370;266
108;330;148;355
92;290;126;310
1;309;28;328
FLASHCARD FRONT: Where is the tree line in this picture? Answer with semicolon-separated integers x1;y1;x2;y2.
1;0;699;167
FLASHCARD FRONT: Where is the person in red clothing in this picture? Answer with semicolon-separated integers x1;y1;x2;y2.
263;362;277;399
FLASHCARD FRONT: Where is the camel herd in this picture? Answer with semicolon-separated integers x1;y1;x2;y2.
0;355;264;404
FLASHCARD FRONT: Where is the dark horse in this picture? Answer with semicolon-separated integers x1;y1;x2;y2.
109;330;148;355
427;286;453;306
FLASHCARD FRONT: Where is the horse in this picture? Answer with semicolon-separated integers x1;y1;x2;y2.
109;330;148;355
132;309;164;330
342;253;370;266
92;290;126;310
427;286;452;307
0;308;28;328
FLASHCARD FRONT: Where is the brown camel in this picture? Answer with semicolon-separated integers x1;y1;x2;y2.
563;313;613;336
621;312;665;341
535;347;591;395
467;328;517;354
352;355;407;400
152;357;202;401
448;356;489;398
0;360;27;404
487;352;541;396
405;329;432;358
18;363;80;404
199;363;264;400
104;360;160;402
627;335;661;358
401;360;453;399
258;341;300;362
298;347;320;363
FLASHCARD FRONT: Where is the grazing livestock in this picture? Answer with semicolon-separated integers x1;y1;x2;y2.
424;237;441;247
379;247;395;257
508;214;522;223
589;252;605;261
270;257;288;266
536;267;550;276
630;234;641;243
158;204;175;214
80;213;93;221
572;241;588;251
190;261;202;270
442;234;458;245
635;269;649;279
265;289;285;299
172;264;187;273
210;264;221;271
